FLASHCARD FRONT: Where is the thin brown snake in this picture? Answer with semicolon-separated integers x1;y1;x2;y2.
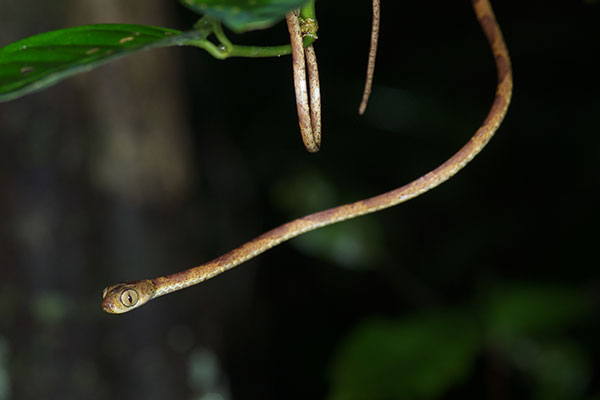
290;0;378;151
102;0;513;314
359;0;381;115
286;10;322;153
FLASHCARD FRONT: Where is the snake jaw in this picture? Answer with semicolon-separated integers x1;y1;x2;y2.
101;279;156;314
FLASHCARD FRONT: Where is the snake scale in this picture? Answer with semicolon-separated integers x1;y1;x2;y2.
102;0;513;314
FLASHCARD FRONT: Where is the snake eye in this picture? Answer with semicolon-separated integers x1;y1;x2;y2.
120;289;139;307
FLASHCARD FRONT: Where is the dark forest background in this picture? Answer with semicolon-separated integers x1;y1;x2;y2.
0;1;599;399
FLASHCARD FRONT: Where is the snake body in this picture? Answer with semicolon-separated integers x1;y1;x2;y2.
102;0;513;314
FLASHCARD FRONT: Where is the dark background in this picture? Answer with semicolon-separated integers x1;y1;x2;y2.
0;1;598;399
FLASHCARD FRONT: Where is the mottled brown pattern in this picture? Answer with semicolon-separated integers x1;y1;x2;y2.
305;45;322;147
102;0;513;314
286;11;320;153
359;0;381;115
495;55;510;82
479;15;497;46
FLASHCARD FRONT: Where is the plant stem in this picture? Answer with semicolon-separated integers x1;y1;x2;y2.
301;0;317;20
189;40;228;60
228;36;315;58
211;20;233;49
299;1;318;40
185;13;317;59
186;36;315;59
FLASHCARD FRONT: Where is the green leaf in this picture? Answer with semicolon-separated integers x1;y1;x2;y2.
328;313;481;400
180;0;308;32
0;24;201;102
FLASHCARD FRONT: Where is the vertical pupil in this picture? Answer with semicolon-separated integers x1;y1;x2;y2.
121;290;137;307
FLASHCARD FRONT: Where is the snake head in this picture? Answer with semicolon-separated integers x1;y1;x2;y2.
102;279;156;314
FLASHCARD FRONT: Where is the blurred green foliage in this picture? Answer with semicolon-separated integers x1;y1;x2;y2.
328;284;594;400
271;169;385;269
329;313;479;400
483;284;591;345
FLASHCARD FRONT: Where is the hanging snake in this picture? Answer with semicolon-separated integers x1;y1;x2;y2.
102;0;513;314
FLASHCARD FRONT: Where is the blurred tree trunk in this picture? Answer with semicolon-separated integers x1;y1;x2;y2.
67;2;194;400
68;0;192;204
0;1;195;399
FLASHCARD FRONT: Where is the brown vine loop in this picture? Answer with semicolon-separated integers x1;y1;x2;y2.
286;11;321;153
359;0;381;115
